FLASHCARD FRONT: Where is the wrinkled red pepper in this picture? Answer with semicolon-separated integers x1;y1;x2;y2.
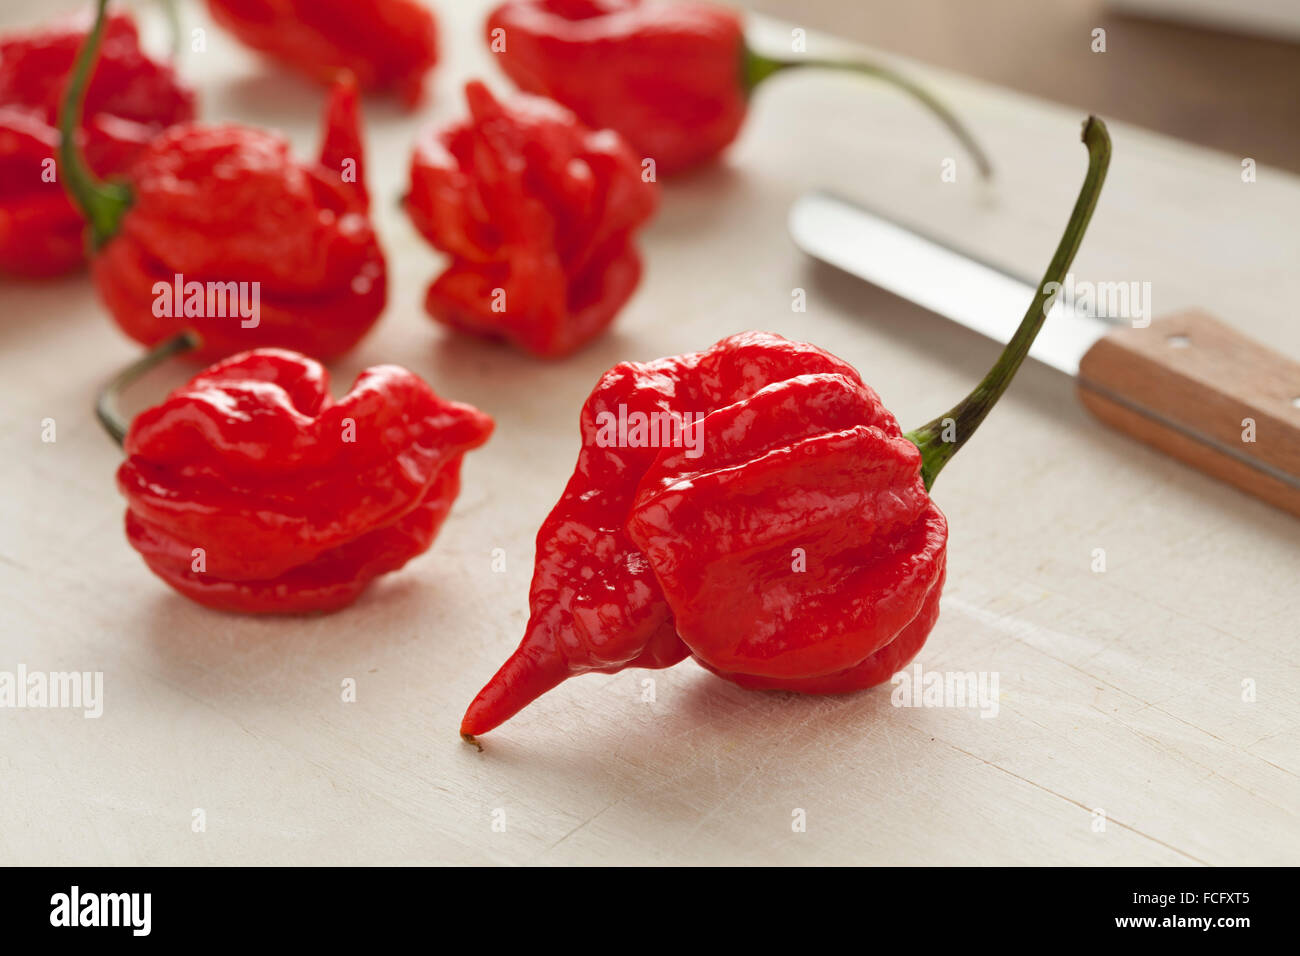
0;8;194;277
206;0;439;107
486;0;991;178
461;117;1110;741
61;0;385;362
114;347;493;614
406;80;658;358
460;333;944;732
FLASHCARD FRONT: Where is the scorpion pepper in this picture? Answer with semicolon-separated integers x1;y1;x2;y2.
107;345;493;614
485;0;991;178
406;80;657;358
60;0;385;362
206;0;439;107
0;7;194;277
461;116;1110;741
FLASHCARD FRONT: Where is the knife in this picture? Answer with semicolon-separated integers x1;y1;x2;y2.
789;191;1300;517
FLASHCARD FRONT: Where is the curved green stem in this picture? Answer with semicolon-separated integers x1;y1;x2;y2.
160;0;183;59
744;46;993;180
59;0;132;247
96;331;202;446
905;116;1111;489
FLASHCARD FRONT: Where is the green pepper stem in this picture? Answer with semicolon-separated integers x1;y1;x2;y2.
96;331;202;447
744;46;993;181
59;0;132;247
904;116;1111;490
160;0;182;59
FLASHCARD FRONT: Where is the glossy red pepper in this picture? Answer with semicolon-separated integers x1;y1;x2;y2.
0;8;194;277
206;0;439;106
461;117;1110;741
113;347;493;614
485;0;991;178
406;80;658;358
60;0;385;362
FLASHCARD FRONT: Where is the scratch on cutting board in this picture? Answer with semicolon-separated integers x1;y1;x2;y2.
1098;579;1288;664
941;740;1211;865
144;670;447;836
1240;730;1300;781
537;798;626;859
670;700;845;853
1251;756;1300;782
0;550;31;572
1106;716;1291;814
953;596;1295;788
1142;703;1234;747
944;596;1150;704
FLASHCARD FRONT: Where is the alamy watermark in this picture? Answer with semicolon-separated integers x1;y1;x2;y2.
153;273;260;328
1046;272;1153;327
593;404;705;459
0;664;102;718
891;663;999;718
50;886;150;936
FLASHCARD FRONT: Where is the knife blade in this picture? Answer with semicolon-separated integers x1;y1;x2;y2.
788;190;1300;515
788;191;1114;377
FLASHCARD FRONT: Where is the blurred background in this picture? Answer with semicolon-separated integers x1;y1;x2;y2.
731;0;1300;173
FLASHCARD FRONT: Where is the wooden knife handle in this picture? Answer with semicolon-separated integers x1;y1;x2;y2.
1077;310;1300;517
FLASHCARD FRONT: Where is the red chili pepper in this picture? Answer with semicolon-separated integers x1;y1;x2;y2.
108;346;493;614
60;0;385;362
485;0;992;178
0;8;194;277
406;80;658;358
461;117;1110;741
206;0;439;107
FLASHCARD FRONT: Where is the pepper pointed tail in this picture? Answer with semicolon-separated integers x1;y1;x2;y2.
459;636;572;739
319;71;369;210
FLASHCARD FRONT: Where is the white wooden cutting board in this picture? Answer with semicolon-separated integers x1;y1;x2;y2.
1;0;1296;865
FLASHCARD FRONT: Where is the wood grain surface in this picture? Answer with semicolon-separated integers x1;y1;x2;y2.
0;0;1297;866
